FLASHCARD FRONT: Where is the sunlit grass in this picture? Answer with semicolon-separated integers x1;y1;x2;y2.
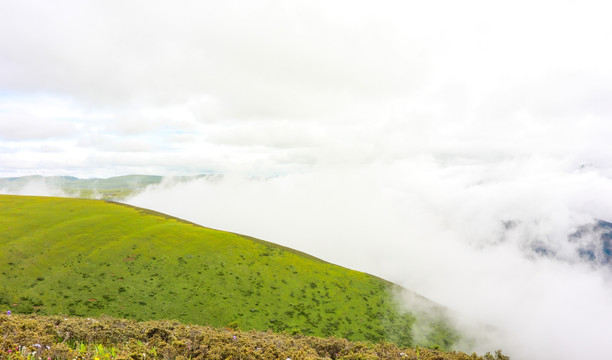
0;195;456;349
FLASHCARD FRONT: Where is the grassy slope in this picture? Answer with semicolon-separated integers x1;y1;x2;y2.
0;195;456;349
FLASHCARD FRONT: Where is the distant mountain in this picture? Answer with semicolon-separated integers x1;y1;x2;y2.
0;175;211;200
570;220;612;266
0;195;460;349
514;219;612;268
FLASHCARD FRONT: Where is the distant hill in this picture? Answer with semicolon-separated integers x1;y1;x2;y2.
0;195;459;349
0;175;210;200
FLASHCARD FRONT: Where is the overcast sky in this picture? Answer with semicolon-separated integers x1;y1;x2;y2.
3;1;612;359
1;0;611;177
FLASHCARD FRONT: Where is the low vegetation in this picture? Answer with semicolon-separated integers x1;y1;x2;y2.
0;313;508;360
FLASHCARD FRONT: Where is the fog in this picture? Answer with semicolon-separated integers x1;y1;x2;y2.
0;178;68;198
126;158;612;359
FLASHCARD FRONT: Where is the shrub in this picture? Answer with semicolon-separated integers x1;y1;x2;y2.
0;313;508;360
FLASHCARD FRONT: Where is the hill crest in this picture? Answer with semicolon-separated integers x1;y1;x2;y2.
0;194;458;349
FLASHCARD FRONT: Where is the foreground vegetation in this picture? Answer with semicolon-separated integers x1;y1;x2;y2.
0;314;508;360
0;195;457;349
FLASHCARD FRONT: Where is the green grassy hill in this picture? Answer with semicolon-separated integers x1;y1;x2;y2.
0;195;457;349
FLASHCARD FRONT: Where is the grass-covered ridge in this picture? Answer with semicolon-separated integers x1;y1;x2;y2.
0;195;456;349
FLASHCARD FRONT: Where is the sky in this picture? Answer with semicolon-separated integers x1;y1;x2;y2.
2;0;611;178
2;1;612;359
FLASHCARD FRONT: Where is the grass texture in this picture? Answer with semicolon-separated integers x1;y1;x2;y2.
0;195;456;349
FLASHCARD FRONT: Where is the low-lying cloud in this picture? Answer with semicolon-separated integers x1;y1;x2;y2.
0;177;68;197
127;157;612;359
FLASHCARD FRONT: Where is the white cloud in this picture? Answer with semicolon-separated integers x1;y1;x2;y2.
2;0;612;174
0;1;425;114
0;95;82;140
0;112;77;140
207;120;325;149
126;158;612;359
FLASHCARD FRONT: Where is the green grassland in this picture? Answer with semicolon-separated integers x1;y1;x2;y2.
0;195;457;349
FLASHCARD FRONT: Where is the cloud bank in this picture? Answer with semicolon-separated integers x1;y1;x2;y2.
128;158;612;359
